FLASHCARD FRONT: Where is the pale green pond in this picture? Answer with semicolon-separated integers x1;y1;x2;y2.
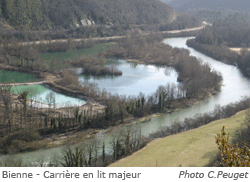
11;85;86;108
0;70;86;108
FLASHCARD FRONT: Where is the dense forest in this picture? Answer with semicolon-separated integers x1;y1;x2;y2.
159;12;201;31
186;12;250;77
195;14;250;47
0;0;175;30
161;0;250;11
0;0;204;41
161;0;250;30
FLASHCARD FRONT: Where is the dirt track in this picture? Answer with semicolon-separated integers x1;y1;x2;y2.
9;25;206;47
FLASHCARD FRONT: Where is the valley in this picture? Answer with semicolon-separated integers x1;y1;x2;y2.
1;0;250;167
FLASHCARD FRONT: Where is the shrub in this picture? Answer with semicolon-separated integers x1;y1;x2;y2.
215;126;250;167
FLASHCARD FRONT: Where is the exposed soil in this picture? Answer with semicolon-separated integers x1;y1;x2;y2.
230;47;250;54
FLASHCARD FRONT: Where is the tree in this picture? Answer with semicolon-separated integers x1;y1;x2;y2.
119;102;125;123
0;87;13;121
74;107;80;128
215;126;250;167
102;141;106;165
45;91;55;112
50;117;57;131
124;128;131;155
86;142;93;166
158;91;167;111
61;146;86;167
105;102;114;125
19;91;29;116
92;137;100;167
19;46;38;67
141;96;145;108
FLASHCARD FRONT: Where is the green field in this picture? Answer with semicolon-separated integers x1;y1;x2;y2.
109;109;249;167
36;43;110;71
0;70;38;83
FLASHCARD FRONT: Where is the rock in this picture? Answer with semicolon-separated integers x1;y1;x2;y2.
80;19;95;26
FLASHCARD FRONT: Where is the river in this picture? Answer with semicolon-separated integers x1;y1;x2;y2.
2;37;250;166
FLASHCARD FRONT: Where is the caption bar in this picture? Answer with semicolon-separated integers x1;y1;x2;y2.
1;168;250;181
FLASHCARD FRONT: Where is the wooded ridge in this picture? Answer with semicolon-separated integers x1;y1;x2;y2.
0;0;175;31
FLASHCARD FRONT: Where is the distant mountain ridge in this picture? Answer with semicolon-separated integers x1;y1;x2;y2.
160;0;250;11
0;0;175;31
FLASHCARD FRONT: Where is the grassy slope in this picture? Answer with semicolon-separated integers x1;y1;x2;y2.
109;109;249;167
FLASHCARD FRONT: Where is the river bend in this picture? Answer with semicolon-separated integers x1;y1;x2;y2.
2;37;250;165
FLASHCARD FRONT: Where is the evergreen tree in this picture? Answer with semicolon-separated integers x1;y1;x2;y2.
102;142;106;165
19;91;29;116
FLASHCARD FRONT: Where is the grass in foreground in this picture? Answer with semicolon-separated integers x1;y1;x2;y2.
109;109;249;167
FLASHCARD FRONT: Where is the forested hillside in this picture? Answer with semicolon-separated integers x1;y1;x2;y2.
0;0;175;31
161;0;250;11
186;13;250;77
195;13;250;47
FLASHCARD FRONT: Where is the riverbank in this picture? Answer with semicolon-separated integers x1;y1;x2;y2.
0;79;211;157
186;38;250;78
39;112;161;149
0;63;100;103
109;108;249;167
1;36;249;167
186;39;237;65
0;33;222;160
1;87;249;167
108;37;250;167
16;91;213;153
0;50;220;157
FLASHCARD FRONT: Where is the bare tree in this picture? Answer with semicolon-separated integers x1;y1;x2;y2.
0;86;13;130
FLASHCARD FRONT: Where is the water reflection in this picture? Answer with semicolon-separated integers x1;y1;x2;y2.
78;59;179;97
12;85;86;108
3;37;250;165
